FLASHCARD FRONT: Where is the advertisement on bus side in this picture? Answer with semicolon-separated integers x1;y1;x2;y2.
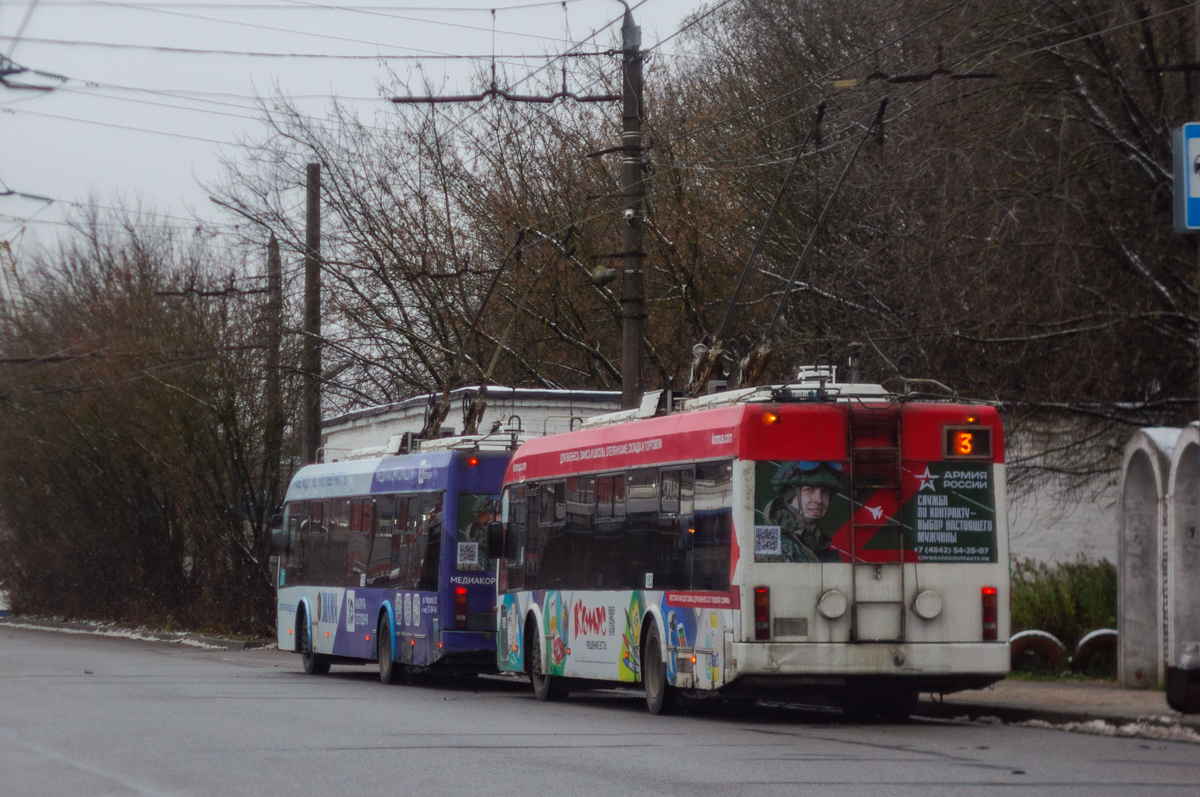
496;589;736;690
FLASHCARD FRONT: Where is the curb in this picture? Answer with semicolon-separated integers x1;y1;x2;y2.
915;696;1200;732
0;617;273;651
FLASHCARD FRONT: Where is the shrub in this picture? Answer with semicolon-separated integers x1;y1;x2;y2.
1011;557;1117;659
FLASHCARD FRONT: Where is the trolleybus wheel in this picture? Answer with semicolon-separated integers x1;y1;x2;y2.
642;622;677;715
529;625;568;702
299;612;330;676
378;618;398;685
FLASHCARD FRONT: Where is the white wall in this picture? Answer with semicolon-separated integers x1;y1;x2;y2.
1008;471;1118;564
322;388;622;461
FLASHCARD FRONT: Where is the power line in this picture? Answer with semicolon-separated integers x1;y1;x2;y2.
274;0;589;43
3;106;236;143
85;0;612;53
11;1;589;11
0;35;606;60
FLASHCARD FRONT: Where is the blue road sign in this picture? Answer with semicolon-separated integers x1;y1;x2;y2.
1173;123;1200;232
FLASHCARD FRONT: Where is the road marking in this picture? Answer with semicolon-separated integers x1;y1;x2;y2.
0;728;177;797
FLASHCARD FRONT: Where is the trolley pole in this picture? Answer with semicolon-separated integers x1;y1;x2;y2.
301;163;322;464
620;8;645;410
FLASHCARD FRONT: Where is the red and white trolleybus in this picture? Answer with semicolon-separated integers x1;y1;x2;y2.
490;369;1009;715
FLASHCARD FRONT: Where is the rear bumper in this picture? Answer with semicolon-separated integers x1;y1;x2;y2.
729;641;1008;695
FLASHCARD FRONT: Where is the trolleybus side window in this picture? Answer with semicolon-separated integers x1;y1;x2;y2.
501;485;526;593
347;498;373;586
284;501;307;582
539;482;568;588
388;496;412;589
593;474;625;588
625;469;659;589
693;461;734;591
655;469;694;591
565;476;596;589
323;498;350;587
523;484;542;589
368;495;395;588
415;492;443;592
304;500;329;586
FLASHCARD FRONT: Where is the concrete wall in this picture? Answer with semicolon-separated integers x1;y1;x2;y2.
1007;470;1117;564
1168;425;1200;668
1117;428;1181;688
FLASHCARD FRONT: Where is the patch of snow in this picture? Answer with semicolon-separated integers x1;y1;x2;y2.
179;638;228;650
3;621;228;650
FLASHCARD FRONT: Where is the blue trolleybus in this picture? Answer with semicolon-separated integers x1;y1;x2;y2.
274;449;509;682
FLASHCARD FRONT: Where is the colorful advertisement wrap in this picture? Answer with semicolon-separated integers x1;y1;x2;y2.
495;588;736;691
753;461;853;563
753;460;998;563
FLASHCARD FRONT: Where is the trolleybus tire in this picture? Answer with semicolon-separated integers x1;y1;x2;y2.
642;622;677;715
528;623;568;702
298;611;330;676
378;618;398;685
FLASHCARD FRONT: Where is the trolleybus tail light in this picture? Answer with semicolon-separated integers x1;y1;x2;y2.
762;411;780;425
455;587;468;630
981;586;998;640
468;456;479;467
754;587;771;640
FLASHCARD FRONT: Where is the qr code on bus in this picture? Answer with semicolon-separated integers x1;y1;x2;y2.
457;542;479;567
754;525;781;556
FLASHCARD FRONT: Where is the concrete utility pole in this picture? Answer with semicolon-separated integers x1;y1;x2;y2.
264;233;284;492
301;163;322;464
620;7;645;410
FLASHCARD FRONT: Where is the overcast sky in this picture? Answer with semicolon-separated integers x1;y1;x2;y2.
0;0;710;251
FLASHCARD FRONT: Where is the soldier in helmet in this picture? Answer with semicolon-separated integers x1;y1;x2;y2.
760;461;846;563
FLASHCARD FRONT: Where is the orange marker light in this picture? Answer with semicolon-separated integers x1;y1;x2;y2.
288;629;292;635
965;415;978;424
325;631;330;638
566;648;571;656
762;412;779;425
365;634;371;641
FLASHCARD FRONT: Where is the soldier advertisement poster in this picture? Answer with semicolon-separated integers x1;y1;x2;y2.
753;460;997;564
753;461;853;563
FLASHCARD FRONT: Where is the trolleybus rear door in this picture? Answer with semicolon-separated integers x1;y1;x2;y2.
848;403;907;642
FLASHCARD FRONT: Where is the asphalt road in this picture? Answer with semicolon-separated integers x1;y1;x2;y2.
1;626;1196;797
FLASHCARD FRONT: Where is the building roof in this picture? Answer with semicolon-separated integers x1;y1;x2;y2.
321;386;622;430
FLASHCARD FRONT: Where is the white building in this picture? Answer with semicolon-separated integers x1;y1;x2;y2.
321;387;622;461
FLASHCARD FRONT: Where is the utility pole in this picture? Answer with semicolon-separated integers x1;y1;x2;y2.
264;233;284;505
620;7;645;410
301;163;322;464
